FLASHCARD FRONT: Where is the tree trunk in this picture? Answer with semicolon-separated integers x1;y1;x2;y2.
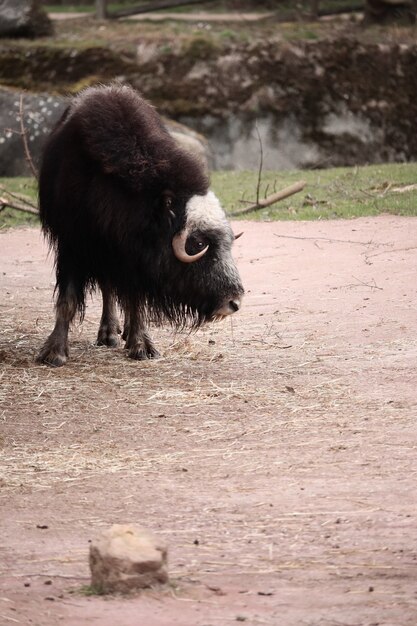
310;0;320;19
95;0;107;20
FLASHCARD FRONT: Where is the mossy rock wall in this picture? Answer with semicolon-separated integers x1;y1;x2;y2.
1;37;417;169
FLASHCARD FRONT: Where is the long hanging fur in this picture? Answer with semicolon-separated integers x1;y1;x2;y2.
38;84;213;326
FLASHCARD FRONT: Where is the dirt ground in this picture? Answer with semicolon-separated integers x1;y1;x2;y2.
0;216;416;626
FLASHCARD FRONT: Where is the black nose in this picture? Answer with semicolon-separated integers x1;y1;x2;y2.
229;300;240;313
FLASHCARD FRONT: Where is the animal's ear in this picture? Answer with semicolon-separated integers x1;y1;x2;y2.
161;190;174;211
161;190;177;222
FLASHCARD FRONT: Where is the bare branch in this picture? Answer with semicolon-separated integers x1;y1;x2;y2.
0;184;38;216
0;184;37;208
254;122;263;206
0;96;39;217
0;197;39;215
19;95;39;180
231;181;306;217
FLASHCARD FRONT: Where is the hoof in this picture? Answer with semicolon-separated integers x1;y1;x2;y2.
128;346;161;361
97;323;121;347
36;350;67;367
36;337;68;367
97;333;120;348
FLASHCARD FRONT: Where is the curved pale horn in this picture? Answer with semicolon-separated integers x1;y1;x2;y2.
172;229;209;263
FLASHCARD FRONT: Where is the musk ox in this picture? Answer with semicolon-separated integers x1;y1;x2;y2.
37;84;244;367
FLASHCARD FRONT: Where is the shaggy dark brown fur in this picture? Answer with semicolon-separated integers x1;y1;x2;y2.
37;84;243;366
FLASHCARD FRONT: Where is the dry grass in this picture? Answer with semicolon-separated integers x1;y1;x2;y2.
2;299;411;497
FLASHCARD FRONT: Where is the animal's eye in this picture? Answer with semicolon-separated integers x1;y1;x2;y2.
185;232;209;256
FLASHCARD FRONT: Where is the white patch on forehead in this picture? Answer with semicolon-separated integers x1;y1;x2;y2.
185;191;228;232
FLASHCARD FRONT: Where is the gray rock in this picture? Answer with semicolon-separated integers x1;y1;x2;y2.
89;524;168;594
0;87;65;176
0;0;52;38
0;86;210;177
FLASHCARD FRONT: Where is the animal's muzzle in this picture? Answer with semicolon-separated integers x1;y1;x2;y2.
214;296;242;318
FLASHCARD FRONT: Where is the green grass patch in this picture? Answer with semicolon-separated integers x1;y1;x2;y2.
44;1;363;16
1;164;416;231
0;177;38;230
45;4;94;13
212;163;417;221
45;2;208;14
73;584;106;596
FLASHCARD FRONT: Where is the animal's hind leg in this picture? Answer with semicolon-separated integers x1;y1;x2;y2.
124;302;160;361
37;282;78;367
97;285;121;347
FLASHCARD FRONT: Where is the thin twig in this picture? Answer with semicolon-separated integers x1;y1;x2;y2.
273;233;376;245
350;276;383;290
19;95;39;180
255;122;263;206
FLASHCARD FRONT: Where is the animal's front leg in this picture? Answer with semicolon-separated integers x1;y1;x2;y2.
124;302;160;360
37;281;78;367
97;285;121;347
122;303;130;342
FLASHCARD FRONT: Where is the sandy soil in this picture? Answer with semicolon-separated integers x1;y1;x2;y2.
0;216;416;625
